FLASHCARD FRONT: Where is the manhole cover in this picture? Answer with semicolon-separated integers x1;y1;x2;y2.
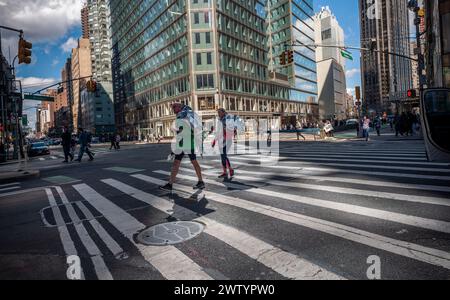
136;221;204;246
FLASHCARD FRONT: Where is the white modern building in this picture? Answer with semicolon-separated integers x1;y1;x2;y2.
315;6;348;121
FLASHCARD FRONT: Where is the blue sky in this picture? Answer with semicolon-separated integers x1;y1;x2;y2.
15;0;362;95
315;0;362;94
15;26;82;91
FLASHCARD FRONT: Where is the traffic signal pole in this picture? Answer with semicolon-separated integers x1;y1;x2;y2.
289;43;419;62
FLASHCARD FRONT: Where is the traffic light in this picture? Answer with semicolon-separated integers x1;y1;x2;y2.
407;89;417;98
279;51;287;66
18;38;32;64
287;50;294;64
86;80;97;92
355;86;361;100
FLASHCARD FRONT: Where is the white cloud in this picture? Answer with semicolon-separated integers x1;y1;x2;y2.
347;88;355;96
0;0;82;55
51;59;60;67
60;37;78;53
18;77;58;91
346;68;361;78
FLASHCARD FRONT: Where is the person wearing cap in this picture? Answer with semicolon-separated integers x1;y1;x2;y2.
159;103;205;191
212;108;235;179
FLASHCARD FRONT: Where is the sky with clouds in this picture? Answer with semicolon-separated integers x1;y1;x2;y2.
315;0;362;96
1;0;364;127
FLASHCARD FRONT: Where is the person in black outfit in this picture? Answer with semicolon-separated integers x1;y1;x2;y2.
109;133;117;150
61;126;74;163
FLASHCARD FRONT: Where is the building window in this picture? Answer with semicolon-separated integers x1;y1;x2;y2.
196;53;202;65
204;12;210;24
195;33;201;44
196;74;214;89
206;52;212;64
321;29;332;40
205;32;211;44
194;13;200;24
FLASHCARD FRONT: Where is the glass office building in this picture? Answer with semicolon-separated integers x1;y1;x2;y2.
267;0;318;104
110;0;318;136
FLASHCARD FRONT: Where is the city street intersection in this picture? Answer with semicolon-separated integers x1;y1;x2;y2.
1;133;450;280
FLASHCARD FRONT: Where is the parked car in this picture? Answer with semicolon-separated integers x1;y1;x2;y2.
346;119;359;126
27;142;50;157
91;137;100;144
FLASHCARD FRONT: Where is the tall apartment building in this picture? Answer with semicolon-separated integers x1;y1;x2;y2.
359;0;412;113
62;58;74;130
71;38;92;130
315;6;347;121
87;0;112;82
81;5;90;39
110;0;318;137
77;0;116;135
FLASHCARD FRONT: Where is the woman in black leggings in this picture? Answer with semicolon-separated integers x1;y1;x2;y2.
212;109;235;179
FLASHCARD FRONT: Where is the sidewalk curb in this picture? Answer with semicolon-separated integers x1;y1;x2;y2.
0;170;40;184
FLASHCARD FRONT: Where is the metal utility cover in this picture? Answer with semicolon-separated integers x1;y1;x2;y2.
136;221;204;246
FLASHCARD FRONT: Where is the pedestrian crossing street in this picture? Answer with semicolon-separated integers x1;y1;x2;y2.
43;140;450;280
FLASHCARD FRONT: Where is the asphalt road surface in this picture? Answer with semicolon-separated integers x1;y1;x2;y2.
1;137;449;280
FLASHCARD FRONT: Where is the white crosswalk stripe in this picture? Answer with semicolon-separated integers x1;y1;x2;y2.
47;187;113;280
72;183;213;280
217;160;450;181
101;178;344;280
208;168;450;193
34;139;450;279
153;170;450;234
132;174;450;271
233;156;450;173
183;168;450;207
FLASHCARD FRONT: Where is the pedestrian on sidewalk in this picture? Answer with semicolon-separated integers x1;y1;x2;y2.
115;134;121;150
61;126;74;163
109;133;117;150
159;103;205;192
374;116;382;136
76;128;94;162
212;108;236;179
296;121;306;141
362;116;371;142
393;113;400;136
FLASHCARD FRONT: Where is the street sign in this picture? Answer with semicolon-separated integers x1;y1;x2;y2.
23;94;55;102
341;49;353;60
22;115;28;126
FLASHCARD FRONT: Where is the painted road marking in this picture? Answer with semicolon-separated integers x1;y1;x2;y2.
72;183;213;280
132;174;450;271
102;178;344;280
